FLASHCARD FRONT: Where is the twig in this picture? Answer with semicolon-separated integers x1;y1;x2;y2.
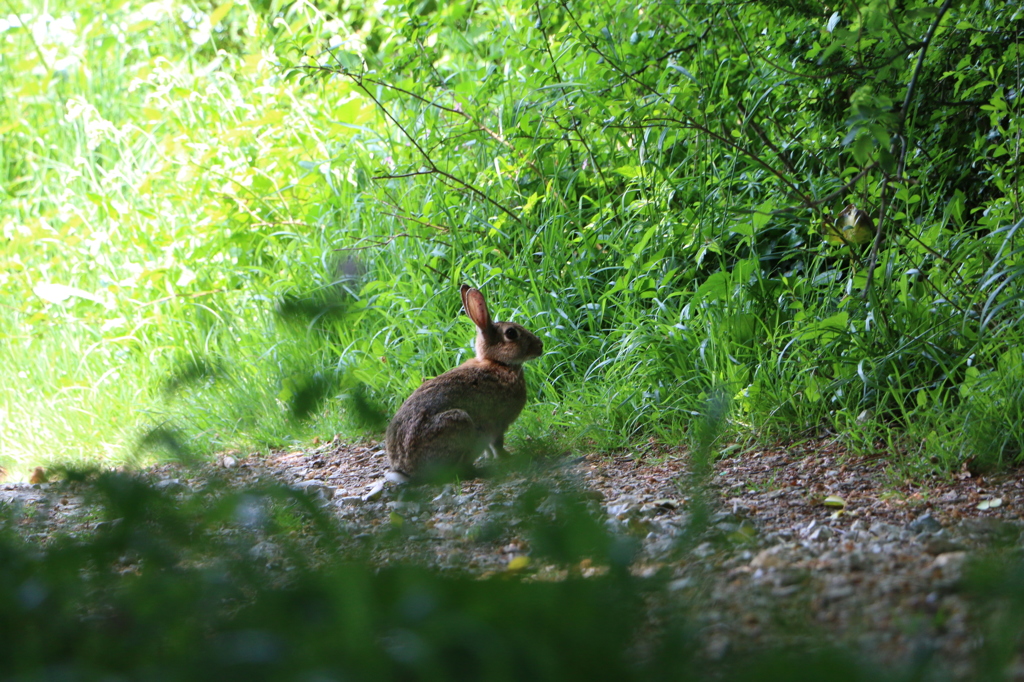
141;289;226;307
303;64;521;224
371;170;437;180
307;59;561;213
376;209;452;235
863;0;954;299
333;232;452;251
896;0;954;177
533;1;579;172
356;70;554;199
736;102;797;176
2;0;50;73
249;220;316;229
812;165;877;206
616;118;815;207
533;2;613;190
557;1;811;206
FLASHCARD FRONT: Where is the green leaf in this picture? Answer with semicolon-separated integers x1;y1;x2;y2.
753;199;773;231
852;133;874;165
631;225;658;255
210;1;234;27
796;312;849;341
668;64;698;83
693;271;730;303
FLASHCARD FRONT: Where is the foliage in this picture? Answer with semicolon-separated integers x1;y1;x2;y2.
1;0;1023;475
1;473;649;680
0;472;966;681
4;3;1024;676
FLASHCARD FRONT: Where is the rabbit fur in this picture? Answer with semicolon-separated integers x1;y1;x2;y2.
386;285;543;480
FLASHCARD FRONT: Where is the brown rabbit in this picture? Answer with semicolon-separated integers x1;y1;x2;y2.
385;285;544;481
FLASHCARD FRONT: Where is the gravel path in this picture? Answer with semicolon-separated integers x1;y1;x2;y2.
3;437;1022;677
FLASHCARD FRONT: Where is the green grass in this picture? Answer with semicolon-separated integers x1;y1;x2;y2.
2;0;1023;479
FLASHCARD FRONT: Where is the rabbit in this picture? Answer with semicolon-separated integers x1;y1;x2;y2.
385;284;544;482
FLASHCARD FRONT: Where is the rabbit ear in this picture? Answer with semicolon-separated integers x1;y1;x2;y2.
461;286;492;331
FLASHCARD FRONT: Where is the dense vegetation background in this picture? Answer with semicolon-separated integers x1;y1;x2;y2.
2;1;1024;679
2;0;1022;474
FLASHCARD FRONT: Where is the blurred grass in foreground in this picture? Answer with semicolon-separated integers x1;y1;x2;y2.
7;469;1008;682
2;0;1023;482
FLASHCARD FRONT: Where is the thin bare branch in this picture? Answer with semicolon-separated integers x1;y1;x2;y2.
864;0;955;299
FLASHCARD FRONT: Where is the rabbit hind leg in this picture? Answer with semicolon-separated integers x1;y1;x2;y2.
417;409;488;480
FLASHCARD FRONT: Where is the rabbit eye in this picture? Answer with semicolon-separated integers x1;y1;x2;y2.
504;327;519;341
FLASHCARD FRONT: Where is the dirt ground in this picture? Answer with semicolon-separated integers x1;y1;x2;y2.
3;436;1023;677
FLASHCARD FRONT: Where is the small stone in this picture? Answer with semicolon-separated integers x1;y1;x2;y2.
639;503;661;516
431;486;455;506
249;541;280;561
154;478;185;492
924;532;967;555
771;584;802;597
607;503;633;519
667;577;693;591
846;529;867;542
751;547;786;569
845;551;869;571
727;520;758;543
653;518;682;536
932;551;967;572
908;513;943;535
387;501;422;515
868;521;899;538
808;526;834;541
705;634;730;660
222;455;238;468
693;542;716;558
295;480;333;499
823;582;856;601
